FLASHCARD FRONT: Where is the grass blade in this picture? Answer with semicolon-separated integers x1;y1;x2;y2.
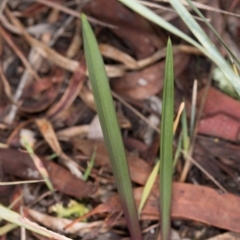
81;14;142;240
138;102;184;217
168;0;240;95
21;139;54;192
83;147;96;181
160;39;174;240
184;0;240;66
118;0;240;95
138;160;160;217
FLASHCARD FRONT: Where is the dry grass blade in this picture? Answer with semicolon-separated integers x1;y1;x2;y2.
35;118;83;179
99;43;138;69
0;180;46;185
0;206;71;240
185;0;240;66
173;102;185;133
190;79;198;138
0;64;14;104
20;133;54;191
154;0;240;18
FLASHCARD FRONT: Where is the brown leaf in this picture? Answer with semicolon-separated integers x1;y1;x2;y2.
83;0;163;59
71;139;151;185
198;113;240;142
198;87;240;141
35;118;83;179
111;54;189;100
111;62;165;100
94;184;240;233
0;148;95;198
199;87;240;120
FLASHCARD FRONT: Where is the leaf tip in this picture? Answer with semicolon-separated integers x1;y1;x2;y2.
167;38;172;47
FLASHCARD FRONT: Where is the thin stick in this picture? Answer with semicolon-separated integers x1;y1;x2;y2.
180;66;213;182
181;150;227;193
112;91;160;134
0;25;40;81
190;79;198;138
34;0;117;29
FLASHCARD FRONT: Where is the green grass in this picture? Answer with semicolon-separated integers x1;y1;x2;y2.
159;39;174;240
118;0;240;95
81;14;142;240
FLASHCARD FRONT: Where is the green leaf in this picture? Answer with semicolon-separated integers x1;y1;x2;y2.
160;39;174;240
81;14;142;240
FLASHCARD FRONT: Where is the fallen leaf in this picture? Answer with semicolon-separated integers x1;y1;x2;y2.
93;183;240;233
35;118;83;179
111;54;189;100
198;113;240;141
71;139;152;185
83;0;163;59
0;148;95;198
199;87;240;120
198;87;240;141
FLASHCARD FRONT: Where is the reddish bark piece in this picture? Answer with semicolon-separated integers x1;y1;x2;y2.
111;54;189;100
198;87;240;141
93;183;240;233
199;87;240;120
0;148;95;198
72;139;152;185
83;0;163;59
198;113;240;142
